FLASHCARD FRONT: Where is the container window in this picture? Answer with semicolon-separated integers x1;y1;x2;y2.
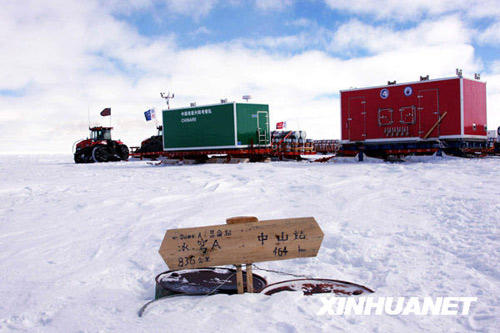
378;108;393;126
399;106;416;125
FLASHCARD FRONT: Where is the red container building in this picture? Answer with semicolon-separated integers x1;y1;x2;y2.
340;76;487;156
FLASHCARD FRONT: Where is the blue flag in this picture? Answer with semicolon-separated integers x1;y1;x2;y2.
144;108;155;121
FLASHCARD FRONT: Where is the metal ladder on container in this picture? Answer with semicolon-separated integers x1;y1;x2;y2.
258;129;267;147
256;111;269;147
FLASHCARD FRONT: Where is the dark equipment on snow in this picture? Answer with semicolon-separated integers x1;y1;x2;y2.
138;267;374;317
155;267;268;299
260;278;374;296
134;125;163;158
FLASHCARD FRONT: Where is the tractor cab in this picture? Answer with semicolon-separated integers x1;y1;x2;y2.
90;127;113;141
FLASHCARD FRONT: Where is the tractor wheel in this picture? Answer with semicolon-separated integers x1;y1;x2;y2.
92;145;109;162
74;151;85;164
118;145;129;161
84;149;94;163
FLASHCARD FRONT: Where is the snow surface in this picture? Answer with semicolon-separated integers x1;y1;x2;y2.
1;154;499;332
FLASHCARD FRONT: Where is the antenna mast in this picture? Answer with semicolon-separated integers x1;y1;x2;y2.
160;91;175;110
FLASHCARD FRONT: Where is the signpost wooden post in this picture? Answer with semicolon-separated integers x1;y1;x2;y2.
226;216;258;293
158;216;324;294
245;262;254;293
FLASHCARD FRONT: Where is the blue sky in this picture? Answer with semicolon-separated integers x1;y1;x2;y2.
125;0;500;59
129;1;347;48
1;0;499;152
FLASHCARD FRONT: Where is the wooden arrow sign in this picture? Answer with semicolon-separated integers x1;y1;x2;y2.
158;217;324;270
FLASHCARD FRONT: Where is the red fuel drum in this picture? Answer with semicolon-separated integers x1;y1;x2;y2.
340;77;487;144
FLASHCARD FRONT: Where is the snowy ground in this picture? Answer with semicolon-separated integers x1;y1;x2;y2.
1;154;499;332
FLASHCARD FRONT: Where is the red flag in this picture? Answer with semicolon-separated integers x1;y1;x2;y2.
100;108;111;117
276;121;284;129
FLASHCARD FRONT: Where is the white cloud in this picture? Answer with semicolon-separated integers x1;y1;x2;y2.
160;0;219;19
485;62;500;128
331;16;473;54
254;0;293;11
231;33;312;50
101;0;221;19
323;0;500;21
477;22;500;45
288;18;315;28
102;0;155;14
0;0;177;152
465;0;500;19
189;26;212;38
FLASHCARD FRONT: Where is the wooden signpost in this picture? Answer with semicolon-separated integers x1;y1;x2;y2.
158;216;324;294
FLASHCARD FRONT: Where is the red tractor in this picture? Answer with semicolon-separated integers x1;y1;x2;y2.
74;127;129;163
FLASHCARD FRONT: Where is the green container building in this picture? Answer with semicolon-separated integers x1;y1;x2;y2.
162;102;270;151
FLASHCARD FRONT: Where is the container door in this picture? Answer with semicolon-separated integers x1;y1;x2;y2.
348;97;366;141
257;111;269;146
418;89;439;138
